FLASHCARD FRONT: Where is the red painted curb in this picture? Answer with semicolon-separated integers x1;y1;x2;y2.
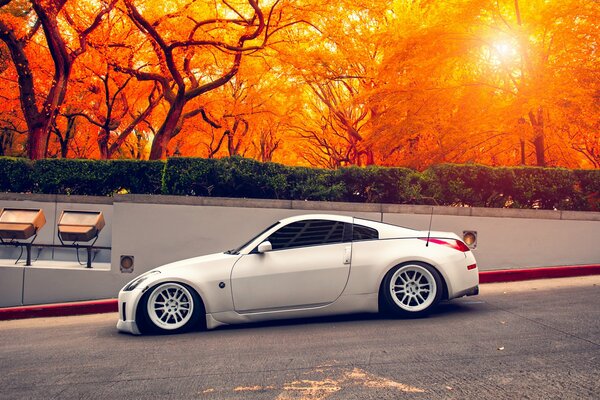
479;264;600;284
1;264;599;321
0;299;117;321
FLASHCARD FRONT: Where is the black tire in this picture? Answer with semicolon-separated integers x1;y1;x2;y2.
136;282;204;334
380;262;443;317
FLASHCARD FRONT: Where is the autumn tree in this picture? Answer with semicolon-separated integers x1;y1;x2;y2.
61;62;161;159
0;0;116;159
361;0;599;169
174;68;290;162
0;0;596;168
107;0;294;160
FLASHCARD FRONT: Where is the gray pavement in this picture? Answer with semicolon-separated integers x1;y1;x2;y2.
0;276;599;399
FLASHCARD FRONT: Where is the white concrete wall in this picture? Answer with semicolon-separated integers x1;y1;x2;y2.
1;193;599;307
383;212;600;270
0;266;24;307
22;267;130;305
110;198;380;272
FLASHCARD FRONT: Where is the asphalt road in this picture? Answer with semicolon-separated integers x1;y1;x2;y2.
1;276;599;400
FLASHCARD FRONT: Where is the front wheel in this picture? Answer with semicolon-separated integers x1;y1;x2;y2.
381;262;443;317
138;282;202;334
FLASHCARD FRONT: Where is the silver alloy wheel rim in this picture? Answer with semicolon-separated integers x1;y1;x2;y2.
390;265;436;312
147;283;194;330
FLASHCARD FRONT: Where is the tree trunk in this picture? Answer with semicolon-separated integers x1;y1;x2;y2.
149;96;185;160
28;125;48;160
366;149;375;165
533;135;545;166
60;138;68;158
98;127;110;159
528;108;546;167
149;128;170;160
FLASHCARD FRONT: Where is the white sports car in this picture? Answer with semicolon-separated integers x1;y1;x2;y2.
117;214;479;335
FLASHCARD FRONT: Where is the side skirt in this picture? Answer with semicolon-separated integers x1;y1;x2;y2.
206;293;378;329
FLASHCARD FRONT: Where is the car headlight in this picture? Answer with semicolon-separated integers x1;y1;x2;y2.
123;271;160;291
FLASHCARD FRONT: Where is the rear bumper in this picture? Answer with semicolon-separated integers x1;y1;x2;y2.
444;251;479;299
454;284;479;298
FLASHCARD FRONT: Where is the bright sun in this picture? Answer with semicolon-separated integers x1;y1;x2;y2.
491;39;520;63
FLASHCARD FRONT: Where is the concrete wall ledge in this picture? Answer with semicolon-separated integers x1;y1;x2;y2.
112;194;600;221
0;261;111;271
2;192;599;221
0;192;113;205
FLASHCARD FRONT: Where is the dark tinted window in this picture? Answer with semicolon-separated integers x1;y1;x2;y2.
268;220;346;250
352;224;379;241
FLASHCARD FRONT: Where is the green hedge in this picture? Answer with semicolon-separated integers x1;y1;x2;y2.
508;167;576;210
163;157;289;199
423;164;599;210
1;157;599;211
334;166;422;203
284;166;343;201
423;164;512;207
30;159;164;195
163;158;422;203
573;169;600;211
0;157;33;193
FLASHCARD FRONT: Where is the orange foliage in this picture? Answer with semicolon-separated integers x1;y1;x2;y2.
0;0;598;168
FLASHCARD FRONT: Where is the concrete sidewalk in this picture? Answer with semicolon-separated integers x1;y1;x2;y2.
1;264;599;321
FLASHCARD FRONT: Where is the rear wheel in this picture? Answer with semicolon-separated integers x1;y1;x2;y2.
138;282;202;334
381;262;443;317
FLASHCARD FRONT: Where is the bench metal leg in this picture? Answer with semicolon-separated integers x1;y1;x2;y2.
86;247;92;268
26;243;32;266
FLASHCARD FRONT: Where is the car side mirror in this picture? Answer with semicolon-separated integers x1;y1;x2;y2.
257;241;272;253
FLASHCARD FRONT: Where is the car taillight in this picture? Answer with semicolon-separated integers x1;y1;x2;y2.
419;238;471;252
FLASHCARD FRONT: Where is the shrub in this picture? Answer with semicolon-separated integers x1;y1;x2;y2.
108;160;164;195
31;159;163;195
507;167;576;210
32;159;111;195
334;166;421;203
215;156;289;199
0;157;33;193
571;169;600;211
2;156;598;211
163;157;220;196
285;166;344;201
165;157;332;200
423;164;512;207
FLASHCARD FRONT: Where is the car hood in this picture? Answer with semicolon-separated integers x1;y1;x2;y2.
151;252;240;274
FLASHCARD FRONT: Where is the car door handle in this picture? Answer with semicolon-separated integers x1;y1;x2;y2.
343;246;352;265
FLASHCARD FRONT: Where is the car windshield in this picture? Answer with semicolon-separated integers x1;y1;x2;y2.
224;222;280;254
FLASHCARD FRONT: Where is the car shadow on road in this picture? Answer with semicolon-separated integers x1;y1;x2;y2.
204;299;483;333
107;299;486;337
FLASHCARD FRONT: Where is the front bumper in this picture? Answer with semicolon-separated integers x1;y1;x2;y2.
116;289;143;335
116;319;141;335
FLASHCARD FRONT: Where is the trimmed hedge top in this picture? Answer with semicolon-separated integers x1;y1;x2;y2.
1;156;598;211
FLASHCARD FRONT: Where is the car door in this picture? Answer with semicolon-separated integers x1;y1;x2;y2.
230;219;352;313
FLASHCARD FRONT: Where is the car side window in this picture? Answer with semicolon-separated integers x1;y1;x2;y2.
268;220;346;250
352;224;379;241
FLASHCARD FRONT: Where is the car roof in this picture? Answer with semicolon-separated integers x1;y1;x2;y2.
276;214;418;236
278;214;353;224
